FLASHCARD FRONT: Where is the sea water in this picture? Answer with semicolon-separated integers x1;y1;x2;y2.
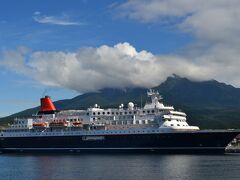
0;153;239;180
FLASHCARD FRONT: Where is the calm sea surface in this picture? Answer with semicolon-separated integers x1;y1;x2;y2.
0;153;239;180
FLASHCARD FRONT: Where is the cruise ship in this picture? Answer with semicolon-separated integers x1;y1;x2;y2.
0;90;239;153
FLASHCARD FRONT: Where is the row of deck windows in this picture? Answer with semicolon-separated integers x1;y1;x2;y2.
170;124;188;127
14;121;25;124
3;129;161;136
167;119;185;122
92;115;135;121
12;125;28;128
92;110;155;116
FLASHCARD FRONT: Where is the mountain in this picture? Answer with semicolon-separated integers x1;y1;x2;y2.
1;75;240;129
157;75;240;108
155;75;240;129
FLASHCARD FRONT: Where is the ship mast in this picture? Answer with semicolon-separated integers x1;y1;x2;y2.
147;89;162;106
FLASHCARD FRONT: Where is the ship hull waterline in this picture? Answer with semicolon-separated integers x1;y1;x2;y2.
0;130;239;154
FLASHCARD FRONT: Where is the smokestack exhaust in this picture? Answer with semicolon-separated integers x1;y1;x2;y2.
38;96;56;114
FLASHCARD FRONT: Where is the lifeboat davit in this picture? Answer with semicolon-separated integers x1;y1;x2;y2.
33;122;48;128
49;121;68;127
73;121;82;126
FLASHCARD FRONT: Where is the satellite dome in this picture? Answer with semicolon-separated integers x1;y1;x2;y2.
128;102;134;110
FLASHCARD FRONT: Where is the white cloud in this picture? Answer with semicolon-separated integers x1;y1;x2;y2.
2;1;240;92
1;42;238;93
119;0;240;44
0;43;197;92
115;0;240;85
32;12;82;26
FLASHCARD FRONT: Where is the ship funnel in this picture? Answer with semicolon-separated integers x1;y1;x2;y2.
38;96;56;114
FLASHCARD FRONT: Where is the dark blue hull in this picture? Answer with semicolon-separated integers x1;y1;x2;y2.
0;130;239;154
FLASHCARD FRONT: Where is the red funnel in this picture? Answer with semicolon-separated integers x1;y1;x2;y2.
40;96;56;112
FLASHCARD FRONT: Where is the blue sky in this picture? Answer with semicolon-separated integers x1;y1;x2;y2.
0;0;192;116
1;0;239;117
0;0;191;53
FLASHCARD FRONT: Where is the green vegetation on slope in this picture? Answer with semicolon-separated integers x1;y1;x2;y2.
2;75;240;129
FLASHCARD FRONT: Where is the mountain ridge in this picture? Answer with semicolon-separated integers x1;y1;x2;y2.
1;75;240;129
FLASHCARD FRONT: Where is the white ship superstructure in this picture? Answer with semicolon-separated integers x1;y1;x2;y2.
3;90;199;137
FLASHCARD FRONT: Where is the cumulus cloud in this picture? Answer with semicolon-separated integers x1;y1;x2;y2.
119;0;240;42
2;1;240;92
0;43;174;92
0;42;234;93
116;0;240;85
32;12;82;26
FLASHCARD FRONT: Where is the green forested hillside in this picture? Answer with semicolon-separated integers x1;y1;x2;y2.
2;75;240;129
